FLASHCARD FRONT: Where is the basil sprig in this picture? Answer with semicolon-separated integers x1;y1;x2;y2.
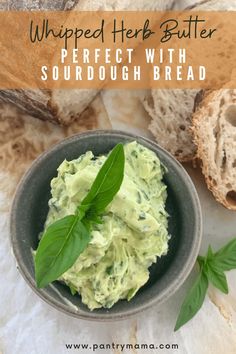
175;238;236;331
35;143;125;288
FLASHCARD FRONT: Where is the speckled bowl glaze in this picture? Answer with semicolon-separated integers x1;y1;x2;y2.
10;130;202;321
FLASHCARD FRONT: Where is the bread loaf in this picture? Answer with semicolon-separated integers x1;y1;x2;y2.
193;89;236;210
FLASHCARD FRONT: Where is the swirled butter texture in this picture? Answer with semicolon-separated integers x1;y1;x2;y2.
45;141;170;310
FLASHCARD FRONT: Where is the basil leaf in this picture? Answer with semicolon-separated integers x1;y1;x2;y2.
210;238;236;272
79;143;125;216
197;255;205;266
205;264;228;294
198;246;213;267
207;245;214;260
174;270;208;331
177;239;236;331
35;215;91;288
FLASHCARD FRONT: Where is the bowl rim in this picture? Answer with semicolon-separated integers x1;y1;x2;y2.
10;129;202;321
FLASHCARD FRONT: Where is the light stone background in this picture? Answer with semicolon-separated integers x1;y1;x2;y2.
1;0;236;353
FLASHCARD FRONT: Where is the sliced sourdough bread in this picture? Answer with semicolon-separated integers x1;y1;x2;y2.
142;0;236;162
192;89;236;210
143;89;198;161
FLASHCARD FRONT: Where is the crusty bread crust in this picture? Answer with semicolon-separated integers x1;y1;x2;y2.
0;90;58;123
192;89;236;210
191;0;236;210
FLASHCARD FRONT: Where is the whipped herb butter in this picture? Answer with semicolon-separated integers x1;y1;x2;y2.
44;141;170;310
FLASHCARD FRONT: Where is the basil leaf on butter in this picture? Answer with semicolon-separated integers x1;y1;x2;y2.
205;264;228;294
174;270;208;331
35;215;91;288
35;143;125;289
79;143;125;217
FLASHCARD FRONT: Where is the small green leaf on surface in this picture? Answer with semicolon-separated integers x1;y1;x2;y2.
207;245;214;260
205;264;228;294
176;238;236;331
174;270;208;331
209;239;236;272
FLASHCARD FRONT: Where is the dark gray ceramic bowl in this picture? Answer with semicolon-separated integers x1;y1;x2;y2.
10;130;202;321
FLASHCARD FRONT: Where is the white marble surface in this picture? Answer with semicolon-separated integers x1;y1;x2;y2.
1;1;236;353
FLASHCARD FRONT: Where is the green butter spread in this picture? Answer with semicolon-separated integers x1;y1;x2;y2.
45;141;170;310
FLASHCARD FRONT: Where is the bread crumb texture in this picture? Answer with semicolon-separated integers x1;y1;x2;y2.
193;89;236;210
143;89;198;162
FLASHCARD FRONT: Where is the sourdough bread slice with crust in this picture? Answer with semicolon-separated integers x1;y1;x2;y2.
192;89;236;210
142;0;236;162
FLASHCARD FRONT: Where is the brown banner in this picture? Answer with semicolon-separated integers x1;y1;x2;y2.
0;11;235;89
